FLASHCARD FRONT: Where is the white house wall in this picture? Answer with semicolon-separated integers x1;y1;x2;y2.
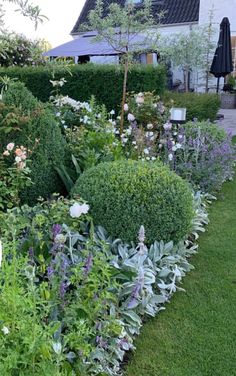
199;0;236;38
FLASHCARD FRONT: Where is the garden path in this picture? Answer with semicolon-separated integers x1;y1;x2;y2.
125;174;236;376
217;109;236;135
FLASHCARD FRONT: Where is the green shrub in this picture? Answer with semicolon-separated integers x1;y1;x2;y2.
0;82;66;204
0;64;167;111
3;81;38;112
162;92;220;121
73;160;194;243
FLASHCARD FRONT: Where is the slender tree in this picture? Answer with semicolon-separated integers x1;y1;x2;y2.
86;0;161;134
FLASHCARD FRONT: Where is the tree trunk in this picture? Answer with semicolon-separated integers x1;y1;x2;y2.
184;67;189;92
120;53;129;136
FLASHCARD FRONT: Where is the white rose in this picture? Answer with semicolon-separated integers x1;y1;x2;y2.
127;113;135;122
15;156;21;163
124;103;129;111
69;203;90;218
6;143;15;151
135;93;144;105
147;123;153;130
168;153;173;161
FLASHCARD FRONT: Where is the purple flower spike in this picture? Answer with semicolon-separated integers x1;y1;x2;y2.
59;281;67;299
47;265;54;279
52;224;62;238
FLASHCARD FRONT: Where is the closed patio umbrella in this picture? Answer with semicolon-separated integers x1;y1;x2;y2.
210;17;233;93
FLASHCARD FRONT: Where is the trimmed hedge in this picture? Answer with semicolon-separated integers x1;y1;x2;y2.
73;160;194;244
0;64;167;111
0;82;66;204
162;92;220;121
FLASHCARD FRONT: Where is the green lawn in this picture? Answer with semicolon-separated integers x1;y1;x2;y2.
125;176;236;376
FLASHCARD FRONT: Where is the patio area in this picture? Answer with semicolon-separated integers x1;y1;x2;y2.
217;109;236;135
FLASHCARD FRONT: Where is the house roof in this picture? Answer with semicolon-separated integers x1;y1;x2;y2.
43;32;155;57
71;0;200;35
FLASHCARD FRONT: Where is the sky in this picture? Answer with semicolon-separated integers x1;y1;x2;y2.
2;0;86;48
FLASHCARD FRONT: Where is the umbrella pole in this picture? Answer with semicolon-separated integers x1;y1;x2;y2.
216;77;220;93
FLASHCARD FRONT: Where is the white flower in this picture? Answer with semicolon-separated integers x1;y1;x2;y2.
6;143;14;151
83;115;89;124
122;137;128;143
52;342;62;355
127;113;135;122
126;128;132;135
151;157;156;161
135;93;144;105
172;145;177;152
15;156;21;163
132;141;137;145
143;148;149;155
124;103;129;111
110;109;115;115
0;240;2;268
158;144;163;149
168;153;173;161
69;203;90;218
2;326;9;335
146;157;150;161
147;123;153;130
176;143;182;149
178;134;183;139
55;112;61;117
163;122;172;131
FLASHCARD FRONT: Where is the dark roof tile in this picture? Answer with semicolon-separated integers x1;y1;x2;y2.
71;0;200;34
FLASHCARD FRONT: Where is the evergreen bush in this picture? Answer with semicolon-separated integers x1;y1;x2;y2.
73;160;194;243
162;92;220;121
0;82;66;204
0;64;167;111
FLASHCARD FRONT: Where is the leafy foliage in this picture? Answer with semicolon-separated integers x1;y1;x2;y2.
0;82;67;204
0;64;167;110
160;121;236;192
0;192;210;375
162;92;220;121
73;160;194;244
0;32;48;67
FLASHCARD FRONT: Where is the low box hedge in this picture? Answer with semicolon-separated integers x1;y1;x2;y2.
162;92;221;121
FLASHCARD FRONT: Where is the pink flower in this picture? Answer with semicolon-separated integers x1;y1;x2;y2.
3;150;10;156
6;143;14;151
15;148;23;157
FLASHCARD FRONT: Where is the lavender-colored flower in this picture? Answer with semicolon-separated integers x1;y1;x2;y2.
47;265;54;279
59;281;68;299
52;224;62;238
